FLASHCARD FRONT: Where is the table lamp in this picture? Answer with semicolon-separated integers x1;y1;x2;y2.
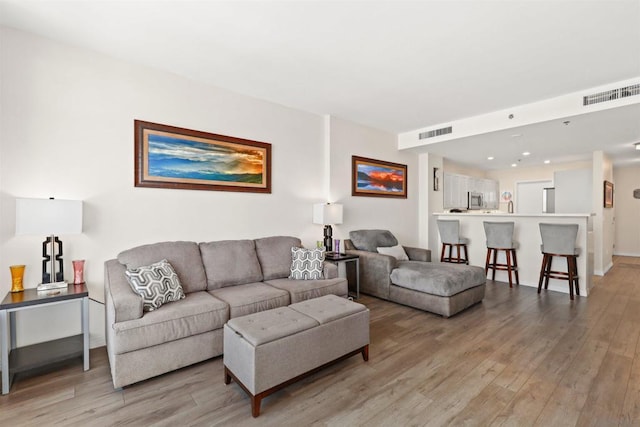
313;203;343;252
15;198;83;290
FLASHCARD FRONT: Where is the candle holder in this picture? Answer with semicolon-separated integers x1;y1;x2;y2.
72;260;85;285
10;265;25;293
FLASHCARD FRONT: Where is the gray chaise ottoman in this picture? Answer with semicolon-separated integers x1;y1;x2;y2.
389;262;486;318
223;295;369;417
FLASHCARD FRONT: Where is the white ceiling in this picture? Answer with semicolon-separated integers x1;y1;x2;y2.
1;0;639;170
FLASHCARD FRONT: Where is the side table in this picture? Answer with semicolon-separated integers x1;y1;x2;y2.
0;284;89;394
325;253;360;299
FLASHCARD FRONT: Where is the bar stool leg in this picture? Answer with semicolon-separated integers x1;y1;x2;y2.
485;248;491;274
538;254;548;293
490;248;498;280
462;244;469;265
567;255;575;300
506;249;513;288
440;243;446;262
544;255;552;289
455;244;461;264
448;244;453;263
572;256;580;296
511;249;520;285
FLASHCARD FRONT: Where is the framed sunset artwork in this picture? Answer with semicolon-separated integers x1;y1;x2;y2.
134;120;271;193
352;156;407;198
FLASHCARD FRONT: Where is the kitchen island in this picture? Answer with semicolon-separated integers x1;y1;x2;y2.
433;212;594;296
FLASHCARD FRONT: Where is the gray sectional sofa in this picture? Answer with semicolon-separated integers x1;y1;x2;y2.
345;230;486;317
104;236;347;388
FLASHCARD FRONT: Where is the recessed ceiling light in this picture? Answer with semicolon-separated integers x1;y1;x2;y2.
511;163;517;167
511;134;522;138
635;142;640;150
487;156;494;160
544;160;551;164
522;152;530;156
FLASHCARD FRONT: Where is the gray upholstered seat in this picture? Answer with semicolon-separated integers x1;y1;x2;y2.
436;219;469;264
483;221;519;287
538;223;580;300
345;229;485;317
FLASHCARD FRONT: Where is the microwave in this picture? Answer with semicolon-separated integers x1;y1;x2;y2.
468;192;483;210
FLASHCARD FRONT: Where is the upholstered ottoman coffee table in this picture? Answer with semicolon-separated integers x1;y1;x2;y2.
223;295;369;417
389;262;486;317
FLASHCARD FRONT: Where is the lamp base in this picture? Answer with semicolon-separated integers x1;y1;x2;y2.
323;225;333;252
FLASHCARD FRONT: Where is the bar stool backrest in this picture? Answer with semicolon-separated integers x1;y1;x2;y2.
437;220;460;244
483;221;514;249
539;223;578;255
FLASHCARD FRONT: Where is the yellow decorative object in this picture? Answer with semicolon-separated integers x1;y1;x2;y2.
10;265;25;293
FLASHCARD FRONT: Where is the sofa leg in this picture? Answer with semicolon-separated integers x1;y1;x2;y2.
224;367;232;385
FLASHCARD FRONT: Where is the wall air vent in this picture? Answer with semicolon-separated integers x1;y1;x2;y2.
583;84;640;106
419;126;452;140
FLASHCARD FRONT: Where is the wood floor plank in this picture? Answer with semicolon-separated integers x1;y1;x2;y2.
1;256;639;425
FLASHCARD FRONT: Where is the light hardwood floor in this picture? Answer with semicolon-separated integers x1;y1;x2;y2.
1;256;640;426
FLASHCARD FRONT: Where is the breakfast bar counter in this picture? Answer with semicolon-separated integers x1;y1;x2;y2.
433;212;594;296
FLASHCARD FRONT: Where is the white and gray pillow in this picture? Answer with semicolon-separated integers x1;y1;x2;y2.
377;244;409;261
125;259;186;312
289;247;325;280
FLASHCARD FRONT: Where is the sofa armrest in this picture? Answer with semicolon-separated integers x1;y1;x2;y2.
104;259;143;324
323;262;339;279
345;249;396;299
403;246;431;262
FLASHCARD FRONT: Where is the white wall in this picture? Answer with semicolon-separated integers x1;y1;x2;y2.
592;152;614;275
486;161;592;212
613;166;640;256
0;27;336;348
328;116;419;247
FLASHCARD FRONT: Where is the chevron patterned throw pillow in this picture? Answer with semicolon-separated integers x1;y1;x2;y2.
125;259;186;312
289;247;325;280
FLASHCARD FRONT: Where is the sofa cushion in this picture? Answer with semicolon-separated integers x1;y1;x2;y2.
265;277;348;303
118;241;207;293
390;261;486;297
209;282;290;318
255;236;302;280
111;291;228;354
124;259;186;312
289;247;325;280
349;230;398;252
199;240;263;289
377;244;409;261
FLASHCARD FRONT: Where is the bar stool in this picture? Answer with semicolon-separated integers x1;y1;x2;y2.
437;219;469;264
483;221;519;287
538;223;580;300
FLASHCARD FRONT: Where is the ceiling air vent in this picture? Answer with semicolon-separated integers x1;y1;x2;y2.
583;84;640;106
419;126;452;140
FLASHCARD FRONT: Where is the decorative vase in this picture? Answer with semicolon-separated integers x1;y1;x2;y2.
72;260;85;285
10;265;25;293
334;239;341;254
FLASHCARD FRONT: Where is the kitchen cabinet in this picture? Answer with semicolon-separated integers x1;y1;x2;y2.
443;173;498;210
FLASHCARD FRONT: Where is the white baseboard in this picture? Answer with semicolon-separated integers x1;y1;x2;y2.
613;251;640;258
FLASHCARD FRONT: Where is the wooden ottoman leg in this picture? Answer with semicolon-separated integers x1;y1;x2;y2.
252;395;262;418
362;344;369;361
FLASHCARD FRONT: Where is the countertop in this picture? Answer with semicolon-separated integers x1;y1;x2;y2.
433;212;594;217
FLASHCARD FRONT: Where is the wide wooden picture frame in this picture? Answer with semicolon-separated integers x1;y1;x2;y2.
352;156;407;198
134;120;271;193
604;180;614;208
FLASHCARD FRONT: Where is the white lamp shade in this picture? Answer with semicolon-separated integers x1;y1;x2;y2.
313;203;343;225
16;198;83;235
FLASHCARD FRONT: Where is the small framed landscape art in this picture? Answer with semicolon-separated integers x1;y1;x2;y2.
134;120;271;193
604;180;614;208
352;156;407;198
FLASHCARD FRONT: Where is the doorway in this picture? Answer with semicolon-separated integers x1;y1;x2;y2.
516;180;552;214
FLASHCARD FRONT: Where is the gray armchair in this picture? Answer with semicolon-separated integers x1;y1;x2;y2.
344;230;430;299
